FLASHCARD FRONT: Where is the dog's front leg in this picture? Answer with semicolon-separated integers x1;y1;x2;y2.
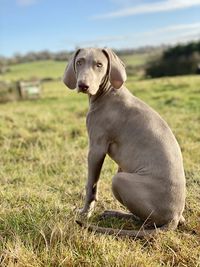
79;147;106;217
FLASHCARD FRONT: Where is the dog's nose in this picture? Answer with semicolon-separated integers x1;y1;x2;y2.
78;82;89;92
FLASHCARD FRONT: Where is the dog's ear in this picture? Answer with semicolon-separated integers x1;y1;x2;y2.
102;48;126;89
63;49;81;89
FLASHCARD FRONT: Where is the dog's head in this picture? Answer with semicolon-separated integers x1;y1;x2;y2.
63;48;126;95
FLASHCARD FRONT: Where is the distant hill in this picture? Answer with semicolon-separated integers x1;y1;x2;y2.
0;44;168;68
2;42;199;78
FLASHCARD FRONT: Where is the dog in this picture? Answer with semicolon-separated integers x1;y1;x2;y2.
63;48;186;237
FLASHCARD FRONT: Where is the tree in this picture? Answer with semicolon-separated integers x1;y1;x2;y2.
145;41;200;77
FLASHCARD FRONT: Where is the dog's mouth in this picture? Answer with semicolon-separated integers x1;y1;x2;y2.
77;87;89;94
77;83;99;95
77;82;90;94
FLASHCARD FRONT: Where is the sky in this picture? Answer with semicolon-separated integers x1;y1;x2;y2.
0;0;200;57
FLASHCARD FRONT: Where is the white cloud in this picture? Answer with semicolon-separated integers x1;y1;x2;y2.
17;0;37;6
141;22;200;37
91;0;200;19
75;22;200;49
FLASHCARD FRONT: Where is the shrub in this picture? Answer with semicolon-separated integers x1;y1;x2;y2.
145;41;200;77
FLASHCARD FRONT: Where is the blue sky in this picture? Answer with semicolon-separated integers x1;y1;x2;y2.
1;0;200;56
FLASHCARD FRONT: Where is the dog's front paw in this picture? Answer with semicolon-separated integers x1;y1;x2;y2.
77;207;89;215
76;208;92;219
76;202;95;218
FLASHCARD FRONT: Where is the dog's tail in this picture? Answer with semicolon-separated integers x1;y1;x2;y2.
75;220;176;238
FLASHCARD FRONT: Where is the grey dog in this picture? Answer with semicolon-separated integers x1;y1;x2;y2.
63;48;186;237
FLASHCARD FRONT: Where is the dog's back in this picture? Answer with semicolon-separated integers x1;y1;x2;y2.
87;85;186;220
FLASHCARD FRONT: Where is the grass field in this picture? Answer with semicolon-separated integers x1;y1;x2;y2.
1;61;66;82
121;52;150;66
0;59;200;266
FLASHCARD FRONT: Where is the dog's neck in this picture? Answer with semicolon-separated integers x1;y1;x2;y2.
89;74;112;105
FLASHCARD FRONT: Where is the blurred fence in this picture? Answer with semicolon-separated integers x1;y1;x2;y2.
0;80;41;103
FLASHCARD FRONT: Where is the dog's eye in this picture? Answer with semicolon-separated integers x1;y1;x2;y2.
76;60;82;66
96;62;103;68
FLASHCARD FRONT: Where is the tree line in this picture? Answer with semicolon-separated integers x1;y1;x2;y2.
0;45;164;66
0;46;163;74
1;42;200;77
0;50;71;67
145;41;200;77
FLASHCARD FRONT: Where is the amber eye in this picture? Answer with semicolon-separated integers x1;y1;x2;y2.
76;60;82;66
96;62;103;68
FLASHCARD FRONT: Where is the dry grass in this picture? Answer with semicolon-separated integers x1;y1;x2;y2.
0;66;200;266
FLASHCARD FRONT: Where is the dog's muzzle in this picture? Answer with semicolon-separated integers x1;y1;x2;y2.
78;82;89;93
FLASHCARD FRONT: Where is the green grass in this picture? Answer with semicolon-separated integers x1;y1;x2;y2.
0;61;200;266
0;60;66;82
121;52;150;67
